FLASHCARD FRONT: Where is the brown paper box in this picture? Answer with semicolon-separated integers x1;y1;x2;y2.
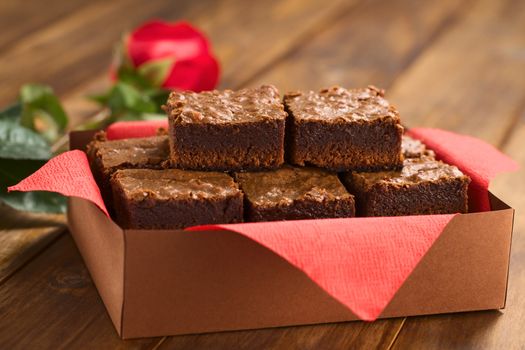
67;131;514;339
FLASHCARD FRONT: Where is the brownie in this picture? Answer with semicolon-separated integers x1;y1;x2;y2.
111;169;244;229
402;135;435;158
86;132;169;205
283;86;404;171
164;85;287;171
235;166;355;222
343;156;470;217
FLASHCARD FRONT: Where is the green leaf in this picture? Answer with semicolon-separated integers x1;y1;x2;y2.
31;110;61;142
0;158;66;214
91;63;169;122
0;120;51;160
113;83;157;112
146;88;171;111
0;84;68;214
0;191;66;214
19;84;68;143
117;65;154;89
103;82;158;116
137;58;174;87
0;158;46;185
0;103;22;122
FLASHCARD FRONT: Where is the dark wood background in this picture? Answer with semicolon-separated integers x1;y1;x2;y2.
1;0;524;348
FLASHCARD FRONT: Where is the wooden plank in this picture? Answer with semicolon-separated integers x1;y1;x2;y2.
0;0;93;51
381;0;525;347
207;0;359;89
157;319;405;350
386;0;525;144
0;234;161;349
249;0;468;92
0;204;65;283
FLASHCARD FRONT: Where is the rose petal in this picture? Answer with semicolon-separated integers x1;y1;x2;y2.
128;20;211;67
162;54;220;91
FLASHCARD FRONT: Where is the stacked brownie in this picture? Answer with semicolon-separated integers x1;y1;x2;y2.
283;86;403;171
163;85;286;171
86;131;169;209
87;85;471;229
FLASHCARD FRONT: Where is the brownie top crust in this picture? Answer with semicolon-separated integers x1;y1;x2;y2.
402;135;436;158
283;85;399;122
163;84;287;124
352;156;469;187
87;134;169;169
112;169;241;201
236;166;352;207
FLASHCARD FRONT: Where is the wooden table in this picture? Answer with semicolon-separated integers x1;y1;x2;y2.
1;0;524;348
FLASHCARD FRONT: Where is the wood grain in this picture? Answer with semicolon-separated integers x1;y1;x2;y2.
0;0;93;51
199;0;358;89
250;0;466;92
387;0;525;144
158;319;405;350
0;204;65;283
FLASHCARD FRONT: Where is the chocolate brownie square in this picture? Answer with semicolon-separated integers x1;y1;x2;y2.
343;156;470;217
284;86;404;171
235;166;355;222
402;135;435;159
111;169;243;229
164;85;286;171
86;132;169;205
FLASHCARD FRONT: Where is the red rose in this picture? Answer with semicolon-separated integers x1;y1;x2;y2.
119;20;219;92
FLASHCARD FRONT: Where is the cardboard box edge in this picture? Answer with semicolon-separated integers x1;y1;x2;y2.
67;197;126;337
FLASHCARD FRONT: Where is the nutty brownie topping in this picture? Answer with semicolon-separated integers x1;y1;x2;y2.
402;135;436;159
164;85;287;124
236;166;351;207
354;156;468;186
113;169;241;201
283;85;399;122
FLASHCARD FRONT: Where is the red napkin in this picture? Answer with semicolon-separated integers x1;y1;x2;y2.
6;121;517;321
106;120;168;140
8;150;108;216
407;128;519;212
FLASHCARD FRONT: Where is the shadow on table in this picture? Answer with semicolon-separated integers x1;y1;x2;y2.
0;203;66;229
398;309;503;347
